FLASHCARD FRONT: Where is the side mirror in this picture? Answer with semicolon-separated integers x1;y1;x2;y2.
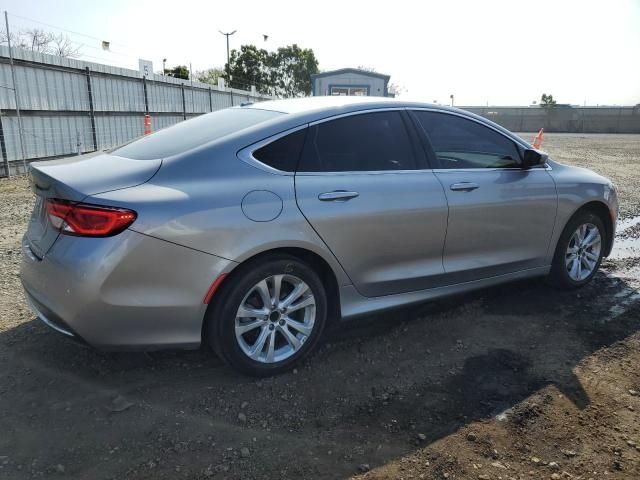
522;148;548;169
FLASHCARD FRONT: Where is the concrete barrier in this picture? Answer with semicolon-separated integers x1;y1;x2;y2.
461;106;640;134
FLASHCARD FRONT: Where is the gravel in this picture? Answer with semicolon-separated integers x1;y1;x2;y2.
1;134;639;479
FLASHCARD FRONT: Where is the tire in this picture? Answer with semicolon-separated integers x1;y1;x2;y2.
548;210;606;289
206;254;327;376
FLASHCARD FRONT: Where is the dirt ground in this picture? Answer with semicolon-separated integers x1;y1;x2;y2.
0;133;639;480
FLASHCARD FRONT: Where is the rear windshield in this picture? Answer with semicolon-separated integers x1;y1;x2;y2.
113;108;283;160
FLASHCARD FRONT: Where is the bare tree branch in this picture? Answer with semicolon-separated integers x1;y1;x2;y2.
0;28;81;58
25;29;54;53
50;33;81;58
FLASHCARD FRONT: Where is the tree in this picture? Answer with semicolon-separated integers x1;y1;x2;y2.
24;29;52;52
49;33;81;58
196;67;225;85
541;93;557;107
226;45;272;92
0;28;81;58
165;65;189;80
225;44;319;97
387;82;405;98
270;44;318;97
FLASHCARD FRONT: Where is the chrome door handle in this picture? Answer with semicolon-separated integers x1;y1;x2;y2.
450;182;479;192
318;191;360;201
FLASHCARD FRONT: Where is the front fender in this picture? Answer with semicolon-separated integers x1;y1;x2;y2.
546;161;618;260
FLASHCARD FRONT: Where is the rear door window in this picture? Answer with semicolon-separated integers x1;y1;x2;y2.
299;111;417;172
413;111;522;169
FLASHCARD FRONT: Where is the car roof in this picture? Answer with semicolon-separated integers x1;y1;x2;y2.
243;97;530;148
246;96;456;115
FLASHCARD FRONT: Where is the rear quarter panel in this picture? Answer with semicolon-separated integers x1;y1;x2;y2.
21;229;232;348
89;142;352;287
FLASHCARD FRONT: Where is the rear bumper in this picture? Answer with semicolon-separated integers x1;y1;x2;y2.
20;230;236;350
24;289;86;342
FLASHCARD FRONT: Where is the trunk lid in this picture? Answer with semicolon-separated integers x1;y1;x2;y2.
25;152;161;258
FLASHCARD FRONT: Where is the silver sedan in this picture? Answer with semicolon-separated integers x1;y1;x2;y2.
21;97;618;376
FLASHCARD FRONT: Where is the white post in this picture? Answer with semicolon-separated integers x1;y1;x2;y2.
4;11;27;174
189;62;194;114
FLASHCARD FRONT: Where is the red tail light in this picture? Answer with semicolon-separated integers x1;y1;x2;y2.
46;199;137;237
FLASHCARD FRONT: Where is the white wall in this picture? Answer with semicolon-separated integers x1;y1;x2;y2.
313;72;387;97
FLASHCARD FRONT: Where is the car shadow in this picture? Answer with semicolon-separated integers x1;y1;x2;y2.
0;266;638;479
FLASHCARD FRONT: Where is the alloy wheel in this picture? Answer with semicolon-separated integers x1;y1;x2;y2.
565;223;601;281
234;274;316;363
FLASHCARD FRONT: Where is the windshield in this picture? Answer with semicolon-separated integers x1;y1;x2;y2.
113;108;283;160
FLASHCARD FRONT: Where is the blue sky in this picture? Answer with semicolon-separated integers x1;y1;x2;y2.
3;0;639;105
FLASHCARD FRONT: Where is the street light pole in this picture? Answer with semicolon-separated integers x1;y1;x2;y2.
219;30;237;86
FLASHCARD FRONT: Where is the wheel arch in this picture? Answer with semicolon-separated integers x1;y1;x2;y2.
567;200;615;256
201;246;343;343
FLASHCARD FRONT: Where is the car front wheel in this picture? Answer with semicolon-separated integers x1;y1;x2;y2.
548;211;605;289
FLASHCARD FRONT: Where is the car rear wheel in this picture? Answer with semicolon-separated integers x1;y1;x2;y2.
548;211;605;289
207;254;327;376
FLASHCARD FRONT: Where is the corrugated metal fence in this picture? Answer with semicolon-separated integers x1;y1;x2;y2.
462;106;640;134
0;46;272;176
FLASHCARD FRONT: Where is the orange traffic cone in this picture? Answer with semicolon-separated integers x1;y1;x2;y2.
532;128;544;150
143;114;152;135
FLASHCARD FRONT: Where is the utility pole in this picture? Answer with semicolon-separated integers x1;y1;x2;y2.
450;94;454;107
219;30;236;86
5;11;26;174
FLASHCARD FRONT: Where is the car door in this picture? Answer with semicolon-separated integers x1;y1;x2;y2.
411;110;557;283
295;110;449;297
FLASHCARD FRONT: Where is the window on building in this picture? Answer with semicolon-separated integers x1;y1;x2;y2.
330;86;368;96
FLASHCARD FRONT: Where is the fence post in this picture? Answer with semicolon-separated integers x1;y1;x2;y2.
208;87;213;112
85;67;98;152
519;109;524;132
0;113;9;178
76;130;82;156
229;89;234;107
142;75;149;114
617;107;623;134
5;11;26;173
181;84;187;120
